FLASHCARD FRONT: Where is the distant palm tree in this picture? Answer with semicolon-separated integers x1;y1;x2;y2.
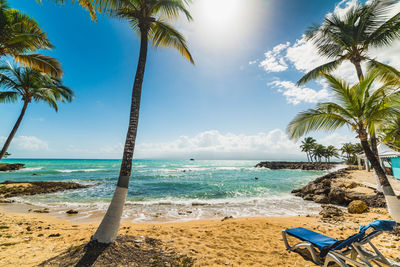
298;0;400;85
340;143;354;163
4;152;10;158
325;145;339;163
92;0;194;244
0;63;73;160
0;0;62;77
287;71;400;221
300;137;316;162
312;144;326;162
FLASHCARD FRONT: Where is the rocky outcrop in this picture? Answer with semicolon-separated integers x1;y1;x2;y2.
255;161;339;170
292;168;386;208
320;205;343;218
0;181;88;198
0;163;25;172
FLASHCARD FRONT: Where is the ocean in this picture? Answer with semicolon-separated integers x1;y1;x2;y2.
0;159;328;223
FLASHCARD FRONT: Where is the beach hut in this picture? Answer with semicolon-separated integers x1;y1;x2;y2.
358;143;400;179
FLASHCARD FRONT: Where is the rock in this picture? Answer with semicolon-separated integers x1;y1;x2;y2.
0;198;14;203
303;194;314;201
254;161;339;170
319;205;343;218
346;192;386;208
328;188;347;205
0;163;25;172
348;200;369;214
313;194;329;204
33;208;49;213
66;209;78;214
221;216;233;221
48;233;60;237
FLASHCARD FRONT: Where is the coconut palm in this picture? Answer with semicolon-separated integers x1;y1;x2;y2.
312;144;326;162
340;143;354;163
287;71;400;222
300;137;316;162
325;145;339;163
91;0;194;244
0;0;62;77
298;0;400;85
0;63;73;160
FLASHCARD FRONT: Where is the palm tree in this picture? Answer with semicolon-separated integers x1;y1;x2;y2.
0;0;62;77
287;71;400;222
340;143;353;163
0;63;73;160
4;152;10;158
91;0;194;244
312;144;326;162
326;145;339;163
297;0;400;158
298;0;400;85
300;137;316;162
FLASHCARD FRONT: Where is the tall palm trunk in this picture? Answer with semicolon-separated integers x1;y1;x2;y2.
0;100;29;160
92;28;149;244
360;132;400;222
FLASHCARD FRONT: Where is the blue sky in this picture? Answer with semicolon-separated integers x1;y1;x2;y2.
1;0;399;159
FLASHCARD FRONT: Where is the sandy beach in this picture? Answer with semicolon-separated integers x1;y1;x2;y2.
0;169;399;266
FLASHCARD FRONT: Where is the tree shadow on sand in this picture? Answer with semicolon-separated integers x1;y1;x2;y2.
39;235;194;267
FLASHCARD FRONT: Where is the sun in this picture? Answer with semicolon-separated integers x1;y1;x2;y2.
188;0;252;50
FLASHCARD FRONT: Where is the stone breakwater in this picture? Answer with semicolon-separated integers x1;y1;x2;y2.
0;163;25;172
254;161;340;170
291;168;386;208
0;181;88;199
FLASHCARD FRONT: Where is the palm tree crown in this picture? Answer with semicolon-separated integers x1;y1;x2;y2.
114;0;194;64
0;63;73;108
0;0;62;77
298;0;400;85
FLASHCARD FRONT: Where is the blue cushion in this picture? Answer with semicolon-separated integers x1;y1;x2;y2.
285;227;338;250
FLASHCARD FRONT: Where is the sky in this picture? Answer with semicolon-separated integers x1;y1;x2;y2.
1;0;400;160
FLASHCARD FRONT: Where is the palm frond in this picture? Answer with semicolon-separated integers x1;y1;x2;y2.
297;58;344;86
150;20;194;64
14;54;63;78
149;0;192;22
0;91;18;103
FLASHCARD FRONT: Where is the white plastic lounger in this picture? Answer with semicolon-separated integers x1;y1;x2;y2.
282;220;400;267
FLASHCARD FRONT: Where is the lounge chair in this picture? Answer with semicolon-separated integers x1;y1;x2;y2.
282;220;400;267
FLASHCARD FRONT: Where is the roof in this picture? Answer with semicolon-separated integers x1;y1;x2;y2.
377;143;400;158
358;143;400;159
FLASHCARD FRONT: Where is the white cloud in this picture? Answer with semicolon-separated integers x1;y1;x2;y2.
248;60;258;65
0;136;49;152
259;42;290;72
269;80;331;105
134;129;302;160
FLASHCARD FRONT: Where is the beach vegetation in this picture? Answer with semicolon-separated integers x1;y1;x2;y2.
299;138;339;163
92;0;194;244
298;0;400;158
340;143;363;164
287;70;400;220
0;0;62;77
0;63;73;160
3;152;10;158
300;137;316;162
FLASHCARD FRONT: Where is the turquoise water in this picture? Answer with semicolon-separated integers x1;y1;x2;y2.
0;159;326;222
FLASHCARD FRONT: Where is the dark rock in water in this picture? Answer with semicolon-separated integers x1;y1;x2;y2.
0;181;88;198
348;200;369;214
254;161;340;170
190;159;195;161
66;209;78;214
0;163;25;172
320;205;343;218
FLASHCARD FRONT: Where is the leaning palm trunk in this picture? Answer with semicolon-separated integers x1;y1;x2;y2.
92;29;148;243
359;133;400;222
0;100;29;160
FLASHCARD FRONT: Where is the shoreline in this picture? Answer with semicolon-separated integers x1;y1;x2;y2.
1;168;400;266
